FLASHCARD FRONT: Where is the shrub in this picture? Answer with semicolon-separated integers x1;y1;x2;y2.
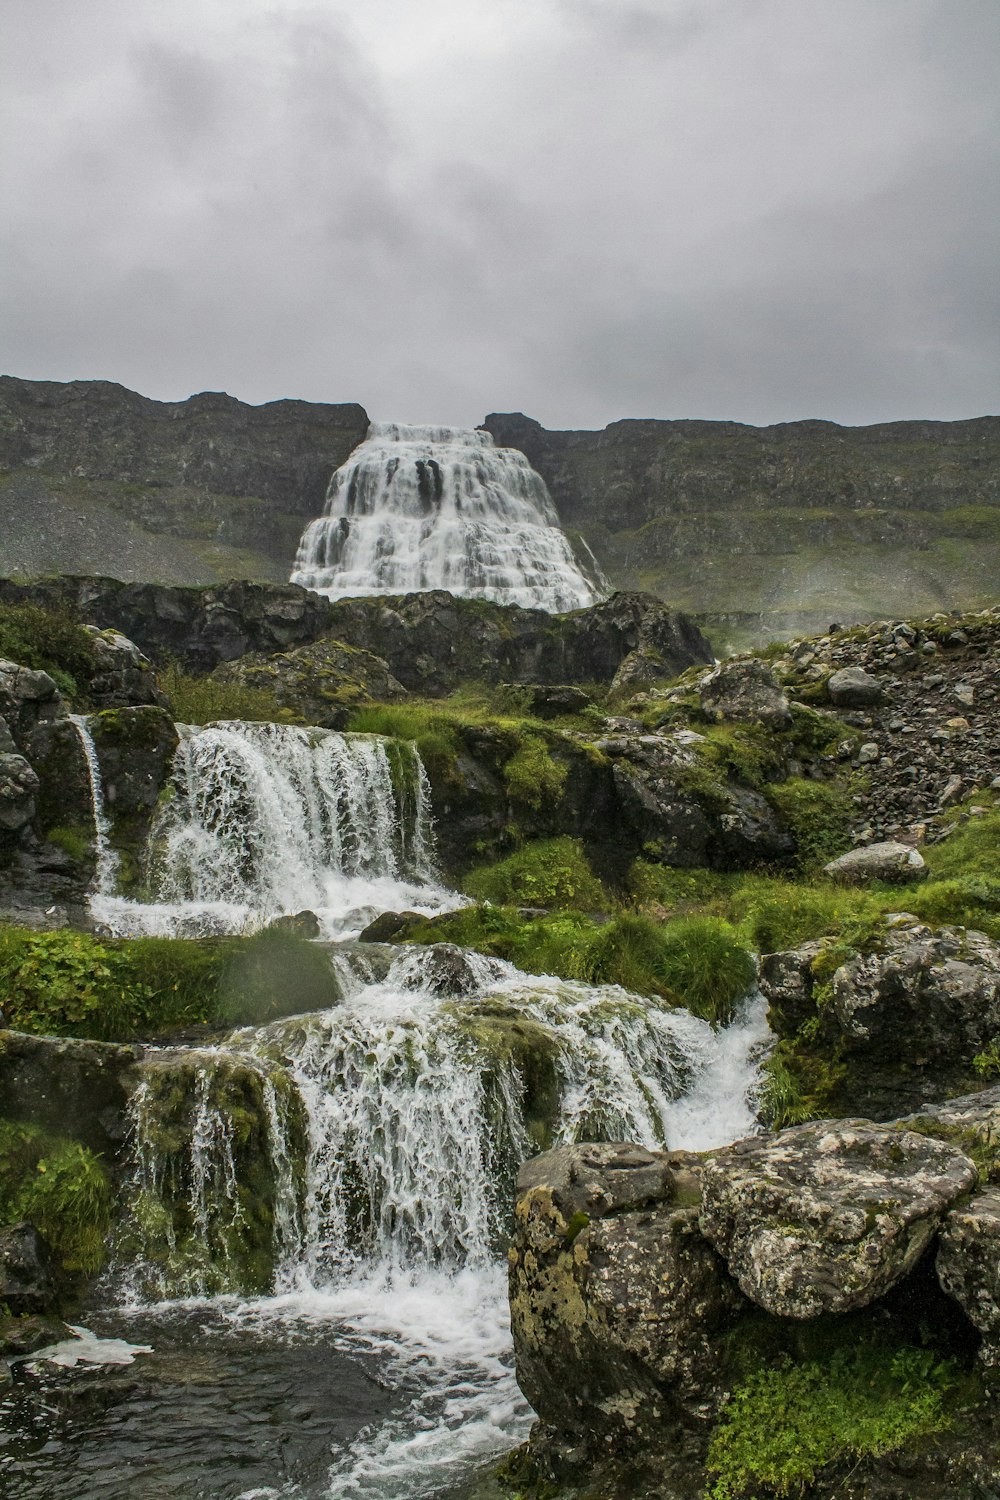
503;736;568;810
0;1121;112;1277
462;838;607;911
0;601;97;699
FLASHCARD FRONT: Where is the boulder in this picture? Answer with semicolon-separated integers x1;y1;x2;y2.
267;909;321;940
757;941;825;1033
0;659;62;745
827;666;885;708
358;909;426;943
522;684;594;720
699;1120;977;1318
509;1143;742;1451
81;626;167;709
823;840;926;884
212;637;407;727
0;1225;57;1315
937;1187;1000;1362
89;706;179;821
398;943;505;997
0;1031;143;1157
831;926;1000;1065
699;658;792;730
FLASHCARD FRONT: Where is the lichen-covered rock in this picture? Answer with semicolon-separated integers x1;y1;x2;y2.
0;1225;57;1316
757;941;825;1033
937;1188;1000;1363
82;626;167;709
827;665;885;707
832;926;1000;1064
212;637;407;726
823;840;926;885
0;659;62;745
509;1143;743;1453
699;1120;977;1318
699;658;792;730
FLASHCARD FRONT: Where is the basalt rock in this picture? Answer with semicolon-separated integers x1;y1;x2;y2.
0;1225;58;1316
0;752;39;832
699;658;792;730
0;659;63;746
81;627;167;711
212;637;406;726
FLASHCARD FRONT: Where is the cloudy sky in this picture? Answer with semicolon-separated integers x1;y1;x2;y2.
2;0;997;428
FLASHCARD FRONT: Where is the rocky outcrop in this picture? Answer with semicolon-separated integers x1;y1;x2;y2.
699;658;792;730
212;637;406;726
0;1225;57;1316
0;1031;143;1157
698;1121;976;1318
938;1188;1000;1364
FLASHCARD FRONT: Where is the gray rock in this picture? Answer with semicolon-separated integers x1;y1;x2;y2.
0;1031;143;1157
699;658;792;730
827;666;885;707
757;941;825;1032
82;626;167;709
398;943;505;998
0;659;62;745
0;751;40;831
699;1120;977;1318
937;1188;1000;1363
823;839;926;885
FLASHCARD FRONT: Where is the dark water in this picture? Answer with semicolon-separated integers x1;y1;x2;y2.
0;1306;398;1500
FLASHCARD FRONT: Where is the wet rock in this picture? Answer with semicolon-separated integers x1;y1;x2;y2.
267;909;321;939
399;942;504;997
823;839;927;885
89;705;179;821
699;1120;977;1317
509;1143;742;1450
82;626;167;710
0;1031;143;1157
827;666;885;708
0;1311;75;1357
699;658;792;730
937;1188;1000;1364
0;1225;58;1315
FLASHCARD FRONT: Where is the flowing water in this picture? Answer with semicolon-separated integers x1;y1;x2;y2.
291;422;602;613
8;715;770;1497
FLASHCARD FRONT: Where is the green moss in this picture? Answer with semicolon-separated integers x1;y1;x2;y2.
462;838;607;911
707;1340;961;1499
0;602;98;701
503;737;568;810
767;778;854;870
759;1038;847;1129
160;663;298;725
45;824;92;861
0;1121;111;1278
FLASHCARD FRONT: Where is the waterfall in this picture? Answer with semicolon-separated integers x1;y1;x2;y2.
68;713;120;897
110;946;769;1496
90;721;453;940
291;421;603;613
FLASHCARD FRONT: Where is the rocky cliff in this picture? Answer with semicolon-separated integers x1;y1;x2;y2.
485;411;1000;648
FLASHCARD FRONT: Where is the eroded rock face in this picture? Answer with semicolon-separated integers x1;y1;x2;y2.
823;839;926;885
212;637;406;726
509;1143;743;1452
0;660;62;745
82;627;167;710
938;1188;1000;1363
0;1225;57;1316
699;658;792;730
699;1121;977;1318
0;752;39;831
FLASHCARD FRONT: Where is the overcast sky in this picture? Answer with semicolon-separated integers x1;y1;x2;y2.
2;0;997;429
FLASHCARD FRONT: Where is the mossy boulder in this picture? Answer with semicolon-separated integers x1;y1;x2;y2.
212;637;407;727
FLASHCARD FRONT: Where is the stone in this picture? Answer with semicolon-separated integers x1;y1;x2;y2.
509;1143;742;1449
358;909;426;944
954;684;976;708
0;1224;58;1315
0;751;40;831
857;740;879;763
940;774;964;805
827;666;885;708
756;941;825;1033
699;1121;977;1318
397;942;505;997
822;840;926;885
831;926;1000;1066
267;909;321;939
0;658;62;745
521;684;594;720
212;637;407;726
82;626;167;709
937;1188;1000;1363
698;658;792;730
0;1031;143;1157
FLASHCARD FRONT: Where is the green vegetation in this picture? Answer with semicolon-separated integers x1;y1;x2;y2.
707;1340;961;1498
0;926;341;1040
462;838;606;910
159;663;298;725
767;778;854;869
503;736;568;810
0;1121;112;1277
0;601;97;699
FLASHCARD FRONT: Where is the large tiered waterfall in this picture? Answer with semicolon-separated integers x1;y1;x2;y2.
14;717;769;1499
291;422;602;612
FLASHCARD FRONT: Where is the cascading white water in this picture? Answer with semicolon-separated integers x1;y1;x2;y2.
115;944;769;1498
291;422;602;613
91;721;454;940
68;714;120;896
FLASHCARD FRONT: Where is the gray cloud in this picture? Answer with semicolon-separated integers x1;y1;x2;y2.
1;0;996;428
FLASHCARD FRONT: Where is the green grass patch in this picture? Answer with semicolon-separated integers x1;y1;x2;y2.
0;926;341;1040
0;1121;112;1277
767;778;854;869
708;1340;960;1498
503;736;568;809
461;837;607;911
160;664;298;725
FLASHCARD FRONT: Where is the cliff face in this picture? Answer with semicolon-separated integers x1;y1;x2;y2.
0;378;368;586
484;411;1000;648
1;377;997;649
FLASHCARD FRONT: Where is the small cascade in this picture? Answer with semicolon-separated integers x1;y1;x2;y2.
93;721;453;939
68;714;120;896
291;421;603;613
